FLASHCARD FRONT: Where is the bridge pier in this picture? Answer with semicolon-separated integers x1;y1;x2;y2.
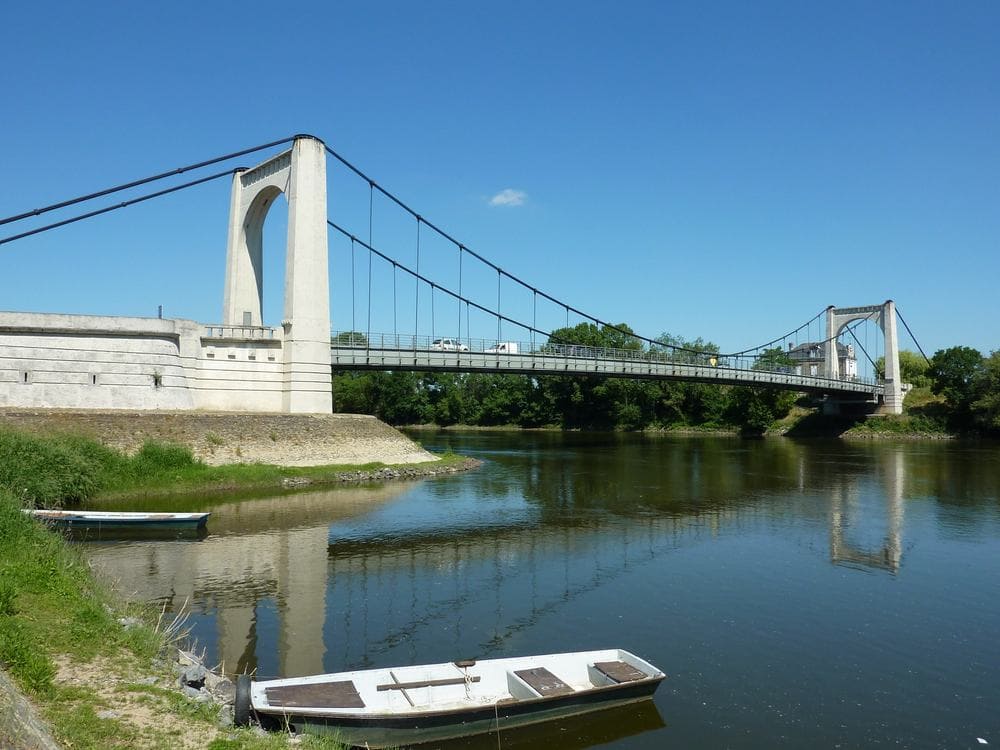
223;136;332;414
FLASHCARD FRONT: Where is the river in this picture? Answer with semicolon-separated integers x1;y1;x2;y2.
83;432;1000;749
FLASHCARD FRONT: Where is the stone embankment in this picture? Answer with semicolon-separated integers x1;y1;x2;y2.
0;410;437;467
0;669;60;750
174;649;237;727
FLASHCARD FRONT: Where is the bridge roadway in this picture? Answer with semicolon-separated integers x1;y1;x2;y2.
330;337;884;398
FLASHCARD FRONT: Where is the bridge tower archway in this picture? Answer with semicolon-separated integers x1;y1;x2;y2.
222;136;332;413
825;301;901;414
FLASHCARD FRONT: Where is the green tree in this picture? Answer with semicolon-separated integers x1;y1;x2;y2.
654;332;719;364
971;351;1000;434
515;377;558;427
719;348;800;433
545;322;643;352
596;377;659;431
369;371;432;425
725;387;796;434
876;349;931;387
332;372;374;413
539;323;648;429
753;347;795;372
650;334;727;427
927;346;984;426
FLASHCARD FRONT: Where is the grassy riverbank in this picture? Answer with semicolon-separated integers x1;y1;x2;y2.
0;486;357;749
0;428;469;508
0;428;458;748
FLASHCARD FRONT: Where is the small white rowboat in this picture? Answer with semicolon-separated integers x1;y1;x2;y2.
235;648;665;748
24;509;210;530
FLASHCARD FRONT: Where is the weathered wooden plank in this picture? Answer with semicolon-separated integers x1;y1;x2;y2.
593;661;647;684
514;667;574;697
376;675;481;692
265;680;365;709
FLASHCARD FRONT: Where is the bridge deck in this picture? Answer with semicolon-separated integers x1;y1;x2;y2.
330;347;883;397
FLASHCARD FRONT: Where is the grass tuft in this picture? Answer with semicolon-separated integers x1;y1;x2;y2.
0;430;109;508
0;615;56;694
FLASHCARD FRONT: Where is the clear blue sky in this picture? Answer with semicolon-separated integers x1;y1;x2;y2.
1;1;997;358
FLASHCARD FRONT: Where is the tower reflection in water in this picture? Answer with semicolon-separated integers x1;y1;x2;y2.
84;442;912;684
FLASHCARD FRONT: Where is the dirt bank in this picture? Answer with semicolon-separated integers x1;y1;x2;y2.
0;410;437;467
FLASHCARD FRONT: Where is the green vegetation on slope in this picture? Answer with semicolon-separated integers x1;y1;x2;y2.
0;486;171;746
0;429;461;508
0;441;390;749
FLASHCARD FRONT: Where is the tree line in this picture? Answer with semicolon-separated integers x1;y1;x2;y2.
332;324;1000;436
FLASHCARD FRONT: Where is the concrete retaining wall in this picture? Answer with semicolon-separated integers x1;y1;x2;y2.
0;312;291;413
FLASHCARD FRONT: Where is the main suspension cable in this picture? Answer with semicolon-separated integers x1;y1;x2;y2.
330;216;882;391
0;136;298;228
726;308;827;357
896;308;932;365
325;144;819;359
841;315;882;377
0;169;235;246
330;219;554;342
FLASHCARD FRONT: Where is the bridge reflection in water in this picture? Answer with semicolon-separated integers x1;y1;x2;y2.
84;439;910;689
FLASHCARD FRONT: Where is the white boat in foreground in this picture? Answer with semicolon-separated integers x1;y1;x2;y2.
235;648;665;748
24;509;210;530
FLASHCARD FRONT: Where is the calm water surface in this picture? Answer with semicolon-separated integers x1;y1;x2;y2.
84;433;1000;749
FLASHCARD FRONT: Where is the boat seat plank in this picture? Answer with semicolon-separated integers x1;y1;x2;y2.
376;675;481;692
513;667;574;697
592;661;647;684
265;680;365;709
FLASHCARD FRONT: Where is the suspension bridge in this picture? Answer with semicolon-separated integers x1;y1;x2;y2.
1;135;929;415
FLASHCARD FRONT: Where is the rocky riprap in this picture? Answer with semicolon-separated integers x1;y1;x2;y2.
174;650;238;728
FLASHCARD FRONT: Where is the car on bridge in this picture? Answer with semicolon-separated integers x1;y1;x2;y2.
430;337;469;352
485;341;519;354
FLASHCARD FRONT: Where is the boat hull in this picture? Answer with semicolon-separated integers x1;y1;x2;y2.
257;673;662;748
24;510;210;531
245;648;665;748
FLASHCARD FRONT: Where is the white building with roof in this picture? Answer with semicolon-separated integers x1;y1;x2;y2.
788;341;858;379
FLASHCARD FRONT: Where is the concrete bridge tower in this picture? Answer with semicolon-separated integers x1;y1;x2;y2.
222;136;331;413
825;301;902;414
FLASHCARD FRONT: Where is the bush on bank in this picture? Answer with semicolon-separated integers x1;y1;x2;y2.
0;430;204;508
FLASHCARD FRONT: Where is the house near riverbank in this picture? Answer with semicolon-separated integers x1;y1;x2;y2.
787;342;858;379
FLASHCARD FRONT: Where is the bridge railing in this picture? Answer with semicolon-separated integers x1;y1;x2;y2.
203;325;278;340
331;331;882;387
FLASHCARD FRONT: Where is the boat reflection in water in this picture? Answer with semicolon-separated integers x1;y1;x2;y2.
435;699;665;750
